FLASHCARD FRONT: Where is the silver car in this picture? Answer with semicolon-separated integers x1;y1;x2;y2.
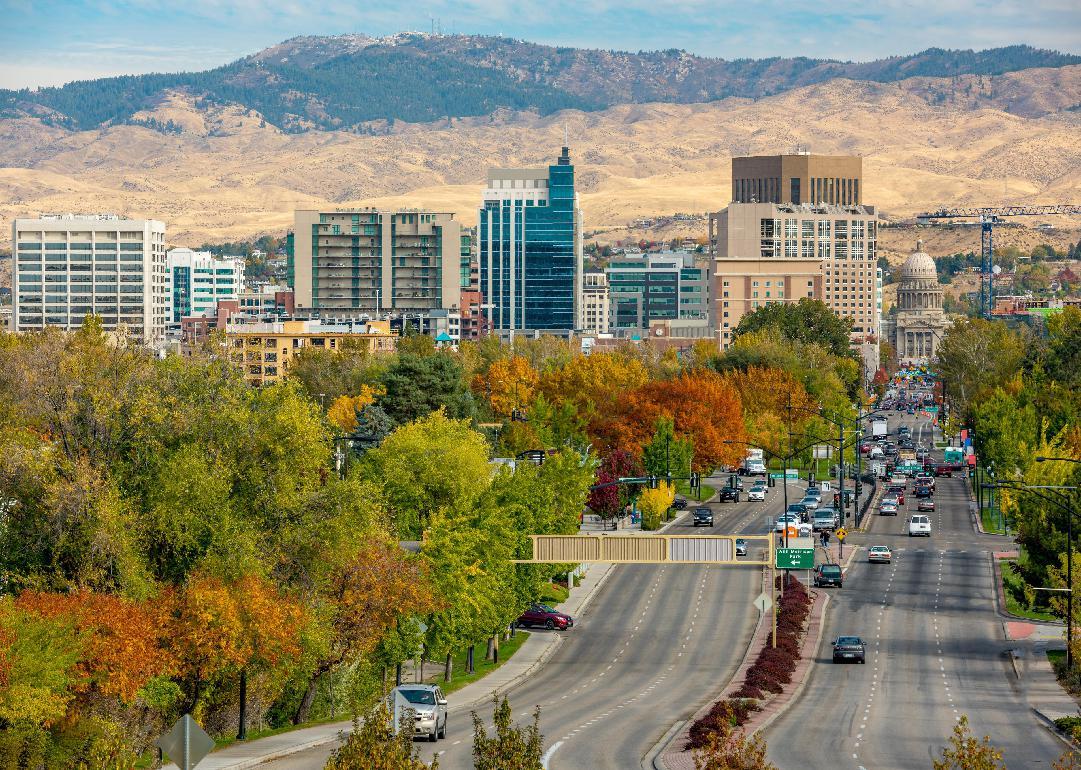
391;684;448;741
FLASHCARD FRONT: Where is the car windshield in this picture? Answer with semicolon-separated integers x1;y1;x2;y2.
871;547;888;553
399;689;436;705
820;565;841;576
736;538;746;545
536;604;555;612
837;636;861;645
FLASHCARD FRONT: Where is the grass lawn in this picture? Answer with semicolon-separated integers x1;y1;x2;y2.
1049;649;1067;666
980;506;1007;535
676;478;715;502
538;581;569;605
137;633;533;767
422;631;531;695
1001;559;1060;622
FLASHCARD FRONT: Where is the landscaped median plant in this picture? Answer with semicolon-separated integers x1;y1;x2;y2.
686;574;813;751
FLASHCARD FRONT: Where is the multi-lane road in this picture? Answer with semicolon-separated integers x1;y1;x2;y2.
766;409;1065;769
260;407;1065;769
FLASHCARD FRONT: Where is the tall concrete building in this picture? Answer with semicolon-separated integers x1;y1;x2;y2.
607;252;710;333
291;208;465;317
711;201;880;347
166;247;244;330
581;271;610;334
12;214;168;344
731;153;863;206
478;147;583;336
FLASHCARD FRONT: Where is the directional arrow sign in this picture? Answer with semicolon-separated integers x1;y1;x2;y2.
156;714;214;770
775;548;815;570
753;592;773;613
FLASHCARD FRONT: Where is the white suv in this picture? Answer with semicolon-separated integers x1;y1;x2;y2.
908;515;932;537
391;684;448;741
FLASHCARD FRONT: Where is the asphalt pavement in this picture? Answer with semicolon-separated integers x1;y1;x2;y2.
765;409;1066;769
256;475;802;770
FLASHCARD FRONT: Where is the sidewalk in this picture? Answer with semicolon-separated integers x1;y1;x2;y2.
1017;642;1080;734
162;561;617;770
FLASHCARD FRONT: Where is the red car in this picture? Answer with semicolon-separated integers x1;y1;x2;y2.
934;464;953;478
516;603;574;631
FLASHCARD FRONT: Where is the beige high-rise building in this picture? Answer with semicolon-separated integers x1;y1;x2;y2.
12;214;168;345
710;201;880;349
292;208;464;316
731;153;863;206
581;271;610;334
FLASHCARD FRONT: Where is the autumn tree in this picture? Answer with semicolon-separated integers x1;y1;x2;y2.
935;318;1025;422
732;297;854;358
639;482;675;530
932;715;1006;770
326;702;437;770
587;450;642;529
473;355;539;417
599;371;747;472
472;697;543;770
326;384;383;432
537;352;648;422
294;540;438;724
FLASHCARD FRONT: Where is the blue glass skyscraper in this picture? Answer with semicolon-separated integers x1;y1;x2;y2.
478;147;582;335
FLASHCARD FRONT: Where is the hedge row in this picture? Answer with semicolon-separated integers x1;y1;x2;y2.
685;574;813;750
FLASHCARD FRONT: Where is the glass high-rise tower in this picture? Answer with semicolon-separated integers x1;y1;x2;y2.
478;147;583;335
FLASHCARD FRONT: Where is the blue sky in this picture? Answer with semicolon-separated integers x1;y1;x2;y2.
1;0;1079;89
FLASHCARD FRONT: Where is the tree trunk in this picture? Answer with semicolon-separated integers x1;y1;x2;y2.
467;644;475;674
293;675;320;726
444;652;452;682
486;634;496;662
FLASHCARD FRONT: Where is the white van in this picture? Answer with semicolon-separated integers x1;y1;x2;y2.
908;515;932;537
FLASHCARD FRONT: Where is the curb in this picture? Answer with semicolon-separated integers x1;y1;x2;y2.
162;732;346;770
1031;706;1081;752
749;590;831;737
649;569;771;770
645;720;687;770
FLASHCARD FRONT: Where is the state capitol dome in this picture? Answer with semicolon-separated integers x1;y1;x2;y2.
900;240;938;281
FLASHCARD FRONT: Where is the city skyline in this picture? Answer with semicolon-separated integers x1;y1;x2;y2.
2;0;1080;89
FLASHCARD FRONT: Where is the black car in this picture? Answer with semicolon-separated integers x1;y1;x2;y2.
717;487;741;503
671;497;688;510
692;507;714;527
814;563;843;588
832;636;866;663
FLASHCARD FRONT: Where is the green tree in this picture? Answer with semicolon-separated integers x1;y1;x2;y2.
378;354;476;426
935;318;1025;423
731;297;854;358
325;702;437;770
932;715;1006;769
361;409;491;538
642;417;693;480
472;697;542;770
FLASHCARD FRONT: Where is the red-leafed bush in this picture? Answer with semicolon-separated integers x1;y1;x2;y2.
686;573;814;750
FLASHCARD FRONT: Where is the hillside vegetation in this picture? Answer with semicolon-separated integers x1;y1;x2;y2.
2;34;1079;131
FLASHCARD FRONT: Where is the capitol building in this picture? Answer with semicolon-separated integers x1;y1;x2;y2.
883;240;951;366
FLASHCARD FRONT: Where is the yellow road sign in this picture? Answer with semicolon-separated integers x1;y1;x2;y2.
836;527;848;541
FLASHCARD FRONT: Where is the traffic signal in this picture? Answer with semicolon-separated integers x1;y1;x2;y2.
690;471;700;489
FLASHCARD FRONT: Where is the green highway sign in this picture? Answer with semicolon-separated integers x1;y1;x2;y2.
775;548;815;570
769;470;799;480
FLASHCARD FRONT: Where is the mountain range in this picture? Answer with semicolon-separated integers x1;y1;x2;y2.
3;34;1080;132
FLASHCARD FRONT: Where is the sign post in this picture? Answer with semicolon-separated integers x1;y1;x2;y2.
156;715;214;770
835;526;848;559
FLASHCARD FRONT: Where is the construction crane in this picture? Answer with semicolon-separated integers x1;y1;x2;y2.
916;205;1081;318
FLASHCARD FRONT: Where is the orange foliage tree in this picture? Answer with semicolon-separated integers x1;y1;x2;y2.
538;352;648;422
163;573;306;709
472;355;539;417
599;371;747;472
720;366;817;458
15;590;168;703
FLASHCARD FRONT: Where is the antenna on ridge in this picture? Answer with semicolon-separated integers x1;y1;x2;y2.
564;123;568;146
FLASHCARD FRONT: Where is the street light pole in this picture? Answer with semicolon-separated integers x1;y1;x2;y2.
986;482;1078;670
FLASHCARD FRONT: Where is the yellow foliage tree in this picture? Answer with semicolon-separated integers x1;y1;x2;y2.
475;355;539;417
327;385;383;432
538;352;648;420
639;482;675;531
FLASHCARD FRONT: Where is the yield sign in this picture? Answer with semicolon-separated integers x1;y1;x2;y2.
156;714;215;770
753;592;773;613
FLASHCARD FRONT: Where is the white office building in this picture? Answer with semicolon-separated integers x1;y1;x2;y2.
166;248;245;332
12;214;168;344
